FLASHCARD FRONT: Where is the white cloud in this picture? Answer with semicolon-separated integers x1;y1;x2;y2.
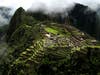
0;15;8;25
0;7;12;26
0;0;100;11
0;0;100;26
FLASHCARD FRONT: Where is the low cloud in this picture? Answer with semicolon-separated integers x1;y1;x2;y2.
0;7;12;26
26;0;100;17
0;0;100;11
0;0;100;25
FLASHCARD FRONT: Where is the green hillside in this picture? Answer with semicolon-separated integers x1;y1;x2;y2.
0;7;100;75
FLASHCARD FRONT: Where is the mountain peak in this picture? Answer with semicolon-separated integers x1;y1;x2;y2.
16;7;25;12
7;7;25;41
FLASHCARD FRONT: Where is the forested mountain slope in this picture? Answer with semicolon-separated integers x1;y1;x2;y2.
1;4;100;75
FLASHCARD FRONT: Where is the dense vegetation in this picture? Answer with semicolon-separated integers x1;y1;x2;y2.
69;3;99;40
0;3;100;75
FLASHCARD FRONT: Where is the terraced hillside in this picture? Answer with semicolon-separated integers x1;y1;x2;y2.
1;7;100;75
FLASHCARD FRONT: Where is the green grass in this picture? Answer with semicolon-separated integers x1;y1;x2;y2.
44;26;71;38
45;27;59;35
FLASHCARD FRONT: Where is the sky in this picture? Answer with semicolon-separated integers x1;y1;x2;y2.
0;0;100;11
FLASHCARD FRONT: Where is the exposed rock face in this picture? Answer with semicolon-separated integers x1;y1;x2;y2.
2;6;100;75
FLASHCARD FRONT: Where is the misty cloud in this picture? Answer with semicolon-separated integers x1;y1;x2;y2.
0;0;100;11
0;15;9;26
0;0;100;26
27;0;75;14
0;7;12;26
